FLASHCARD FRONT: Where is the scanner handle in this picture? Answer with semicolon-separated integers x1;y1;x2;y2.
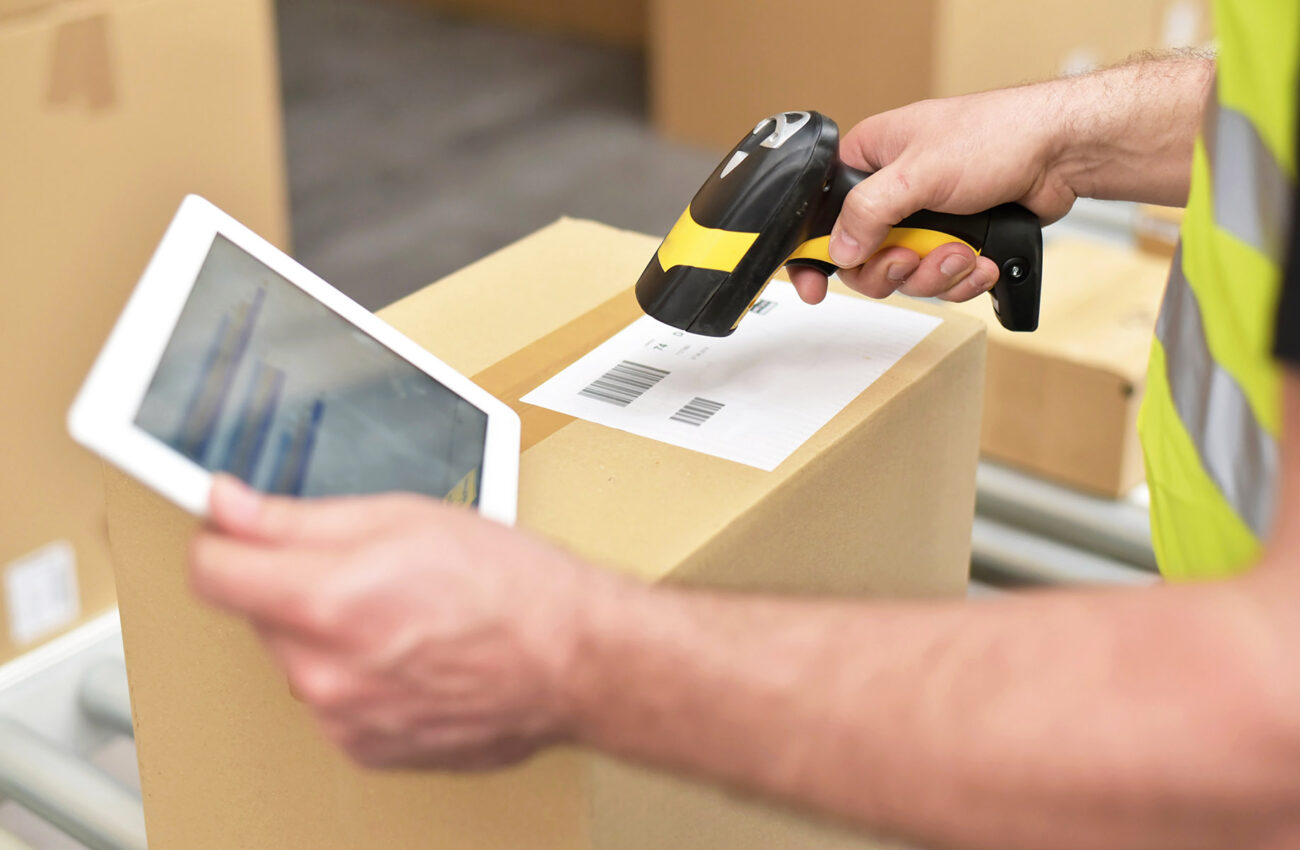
785;166;1042;332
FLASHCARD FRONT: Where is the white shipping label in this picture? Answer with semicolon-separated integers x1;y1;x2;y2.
520;281;942;471
5;541;81;646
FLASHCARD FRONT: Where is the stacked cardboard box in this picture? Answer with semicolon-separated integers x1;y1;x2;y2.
0;0;287;663
946;239;1174;496
651;0;1212;150
1135;204;1186;258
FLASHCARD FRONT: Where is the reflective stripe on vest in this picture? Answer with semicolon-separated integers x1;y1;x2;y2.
1204;94;1296;260
1154;244;1279;538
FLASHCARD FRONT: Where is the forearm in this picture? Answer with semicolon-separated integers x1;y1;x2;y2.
1050;51;1215;206
565;571;1300;850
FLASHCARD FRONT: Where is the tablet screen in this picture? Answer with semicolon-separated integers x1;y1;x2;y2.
134;235;487;505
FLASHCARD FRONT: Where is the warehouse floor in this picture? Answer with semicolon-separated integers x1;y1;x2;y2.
280;0;717;311
2;2;713;846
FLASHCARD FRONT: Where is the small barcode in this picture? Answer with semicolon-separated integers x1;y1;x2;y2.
749;299;776;316
578;360;669;407
670;397;725;426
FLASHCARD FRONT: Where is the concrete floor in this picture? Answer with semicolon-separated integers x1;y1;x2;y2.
280;0;717;311
3;1;716;846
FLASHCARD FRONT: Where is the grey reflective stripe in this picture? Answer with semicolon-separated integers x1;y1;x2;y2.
1203;88;1295;260
1156;245;1279;538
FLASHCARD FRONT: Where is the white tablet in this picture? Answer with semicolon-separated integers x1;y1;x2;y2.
69;195;520;524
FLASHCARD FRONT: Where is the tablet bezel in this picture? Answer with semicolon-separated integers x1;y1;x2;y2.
69;195;520;525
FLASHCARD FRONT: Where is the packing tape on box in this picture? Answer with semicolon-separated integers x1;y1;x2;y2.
471;287;643;451
46;8;116;109
465;254;800;454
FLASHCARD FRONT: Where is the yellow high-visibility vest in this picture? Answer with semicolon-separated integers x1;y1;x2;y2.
1138;0;1298;579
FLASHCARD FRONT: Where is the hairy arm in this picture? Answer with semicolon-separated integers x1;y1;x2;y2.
1049;51;1215;207
562;376;1300;850
188;369;1298;850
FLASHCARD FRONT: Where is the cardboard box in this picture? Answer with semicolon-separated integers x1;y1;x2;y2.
651;0;1212;150
946;239;1172;496
0;0;287;662
1135;203;1185;258
106;218;985;849
395;0;645;47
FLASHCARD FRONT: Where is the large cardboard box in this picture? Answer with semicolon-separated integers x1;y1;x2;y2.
106;218;985;848
946;239;1173;496
651;0;1212;150
0;0;287;662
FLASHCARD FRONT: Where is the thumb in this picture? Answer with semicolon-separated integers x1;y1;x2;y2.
828;164;923;268
208;474;402;545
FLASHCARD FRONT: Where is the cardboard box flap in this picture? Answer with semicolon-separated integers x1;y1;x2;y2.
947;238;1172;383
382;218;651;376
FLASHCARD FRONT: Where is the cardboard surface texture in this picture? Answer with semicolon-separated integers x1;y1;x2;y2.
107;219;984;849
0;0;287;662
651;0;1212;150
946;239;1173;496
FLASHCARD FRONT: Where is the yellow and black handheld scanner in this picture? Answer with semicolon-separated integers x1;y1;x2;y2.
635;110;1042;337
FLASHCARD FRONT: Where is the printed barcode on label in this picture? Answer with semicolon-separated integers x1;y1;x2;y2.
749;299;776;316
670;397;725;426
578;360;670;407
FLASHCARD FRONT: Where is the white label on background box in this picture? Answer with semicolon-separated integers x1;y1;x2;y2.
5;541;81;646
521;281;942;471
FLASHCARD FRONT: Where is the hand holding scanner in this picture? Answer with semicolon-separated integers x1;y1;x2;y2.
635;110;1043;337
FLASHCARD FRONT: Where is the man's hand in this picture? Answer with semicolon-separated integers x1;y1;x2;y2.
787;87;1078;306
188;475;611;770
788;53;1214;306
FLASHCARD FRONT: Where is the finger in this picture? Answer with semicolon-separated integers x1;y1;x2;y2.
188;531;331;625
209;474;413;545
784;266;829;304
936;256;1001;303
837;246;920;300
894;244;980;298
829;164;924;268
255;625;326;701
837;113;895;173
259;624;400;712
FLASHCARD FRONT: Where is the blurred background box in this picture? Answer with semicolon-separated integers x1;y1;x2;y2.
946;239;1173;497
1134;203;1185;258
0;0;288;665
394;0;645;46
105;217;984;850
650;0;1211;150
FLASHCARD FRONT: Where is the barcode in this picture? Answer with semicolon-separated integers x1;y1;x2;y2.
670;397;725;426
578;360;669;407
749;299;776;315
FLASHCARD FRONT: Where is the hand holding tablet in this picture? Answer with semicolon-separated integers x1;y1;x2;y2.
70;195;520;524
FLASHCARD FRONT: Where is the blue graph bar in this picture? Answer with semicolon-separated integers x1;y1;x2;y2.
267;397;326;496
287;399;325;497
174;313;229;458
174;286;267;464
220;362;285;483
266;430;295;496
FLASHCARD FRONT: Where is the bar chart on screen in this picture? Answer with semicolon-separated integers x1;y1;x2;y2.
134;235;490;504
165;284;329;497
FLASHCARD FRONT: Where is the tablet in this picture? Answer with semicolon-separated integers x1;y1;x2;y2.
69;195;520;524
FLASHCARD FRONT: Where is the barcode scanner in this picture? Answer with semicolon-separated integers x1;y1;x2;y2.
635;110;1043;337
